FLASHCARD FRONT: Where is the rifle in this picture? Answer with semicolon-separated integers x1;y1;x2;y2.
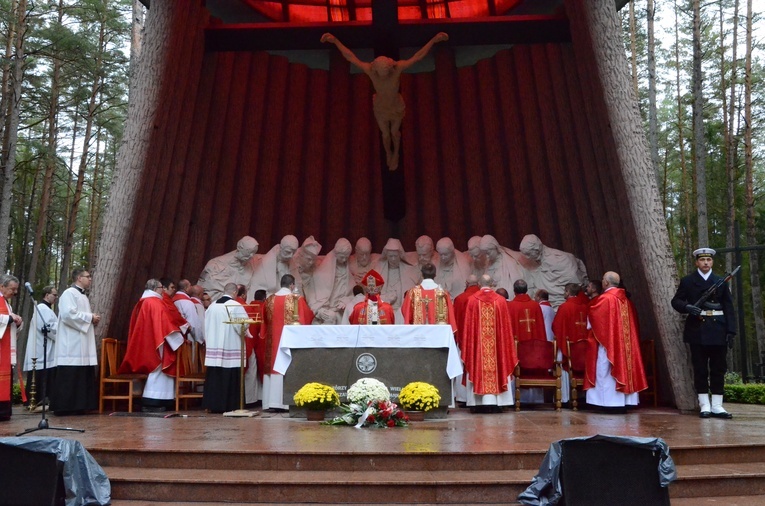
693;265;741;308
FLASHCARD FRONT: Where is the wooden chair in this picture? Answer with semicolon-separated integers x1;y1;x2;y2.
567;339;590;410
175;340;206;412
99;338;147;413
514;339;561;411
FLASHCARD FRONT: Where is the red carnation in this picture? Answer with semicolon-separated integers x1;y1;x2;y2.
395;411;403;419
387;419;395;427
367;415;375;423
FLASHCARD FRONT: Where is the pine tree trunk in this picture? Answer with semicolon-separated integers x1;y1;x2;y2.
59;12;106;291
0;0;26;272
27;0;63;288
692;0;708;247
628;0;639;99
88;120;102;264
675;0;691;272
723;0;739;276
647;0;660;187
743;0;765;370
566;0;695;410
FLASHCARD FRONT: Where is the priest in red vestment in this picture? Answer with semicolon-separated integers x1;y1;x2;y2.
453;275;480;346
461;274;518;410
248;290;267;386
120;279;188;411
260;274;314;411
506;280;547;342
348;270;396;325
0;275;22;421
552;283;591;364
585;271;647;408
401;263;457;331
450;275;480;405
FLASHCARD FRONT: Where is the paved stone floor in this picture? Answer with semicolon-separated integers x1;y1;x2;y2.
2;403;764;454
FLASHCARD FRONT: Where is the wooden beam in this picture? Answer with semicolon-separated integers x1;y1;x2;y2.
205;15;571;51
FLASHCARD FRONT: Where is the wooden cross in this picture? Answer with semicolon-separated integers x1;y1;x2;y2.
519;308;535;333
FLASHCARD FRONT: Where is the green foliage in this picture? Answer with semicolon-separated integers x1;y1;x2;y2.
12;383;22;405
724;383;765;405
725;371;743;385
1;0;132;286
624;0;765;378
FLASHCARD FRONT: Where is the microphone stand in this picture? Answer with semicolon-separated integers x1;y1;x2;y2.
17;290;84;436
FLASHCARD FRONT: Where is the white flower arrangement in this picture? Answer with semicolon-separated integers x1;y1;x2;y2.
347;378;390;405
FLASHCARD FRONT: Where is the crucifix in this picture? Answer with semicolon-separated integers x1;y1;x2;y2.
205;1;570;223
421;295;433;324
321;31;448;171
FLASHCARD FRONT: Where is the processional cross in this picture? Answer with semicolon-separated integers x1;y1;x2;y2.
206;1;569;222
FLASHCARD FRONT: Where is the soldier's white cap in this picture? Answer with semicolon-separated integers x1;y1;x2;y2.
693;247;716;258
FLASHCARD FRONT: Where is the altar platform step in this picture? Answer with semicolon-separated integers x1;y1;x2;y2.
6;404;765;504
95;444;765;504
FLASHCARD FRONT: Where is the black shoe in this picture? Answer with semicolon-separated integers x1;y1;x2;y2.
142;406;166;413
699;411;711;418
710;411;733;419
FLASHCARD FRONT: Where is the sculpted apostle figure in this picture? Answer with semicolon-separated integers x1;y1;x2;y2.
321;32;449;171
349;237;379;285
376;238;420;310
480;235;525;296
198;236;258;301
405;235;440;270
434;237;472;298
293;236;322;306
249;235;300;298
466;235;487;277
310;238;355;324
517;234;588;308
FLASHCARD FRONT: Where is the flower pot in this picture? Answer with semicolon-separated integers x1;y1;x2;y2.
306;410;326;421
406;410;425;421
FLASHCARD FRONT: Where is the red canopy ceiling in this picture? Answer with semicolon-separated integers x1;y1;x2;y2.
242;0;522;22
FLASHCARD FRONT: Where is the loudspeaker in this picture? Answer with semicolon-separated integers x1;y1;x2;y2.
0;443;65;506
560;439;671;506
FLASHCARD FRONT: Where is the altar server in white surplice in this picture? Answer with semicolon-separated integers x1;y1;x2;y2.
50;268;100;415
203;283;253;413
23;285;58;404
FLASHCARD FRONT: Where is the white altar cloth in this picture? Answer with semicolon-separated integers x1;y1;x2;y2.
273;324;462;379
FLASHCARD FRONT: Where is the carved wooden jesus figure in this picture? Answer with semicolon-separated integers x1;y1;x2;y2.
321;32;449;171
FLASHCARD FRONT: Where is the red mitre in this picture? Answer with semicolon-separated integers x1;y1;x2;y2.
362;269;385;287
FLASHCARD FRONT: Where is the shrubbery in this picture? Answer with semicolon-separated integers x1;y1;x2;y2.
724;383;765;405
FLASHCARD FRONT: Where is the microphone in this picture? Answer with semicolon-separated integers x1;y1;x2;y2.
24;282;33;295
